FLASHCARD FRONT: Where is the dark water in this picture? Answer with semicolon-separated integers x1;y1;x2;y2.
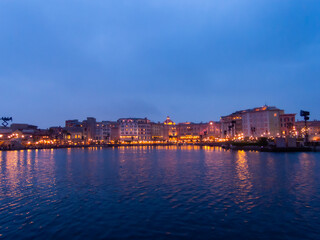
1;146;320;240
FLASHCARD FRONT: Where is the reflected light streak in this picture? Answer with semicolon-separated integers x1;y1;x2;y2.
234;151;254;209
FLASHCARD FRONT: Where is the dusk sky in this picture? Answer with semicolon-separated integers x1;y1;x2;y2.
1;0;320;128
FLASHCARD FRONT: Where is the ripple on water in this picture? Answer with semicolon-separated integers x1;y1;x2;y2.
0;148;320;239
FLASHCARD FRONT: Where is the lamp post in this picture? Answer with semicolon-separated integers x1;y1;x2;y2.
251;126;256;138
300;110;310;144
231;120;236;138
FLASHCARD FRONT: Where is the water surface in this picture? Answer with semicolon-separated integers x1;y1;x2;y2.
1;146;320;239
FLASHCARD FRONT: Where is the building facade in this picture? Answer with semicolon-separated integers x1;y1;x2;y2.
280;114;296;136
151;123;164;141
296;120;320;141
163;116;177;141
137;118;152;141
221;106;295;138
177;122;208;141
82;117;97;142
206;121;221;139
64;127;84;142
118;118;151;142
220;113;242;138
242;106;284;137
65;120;81;128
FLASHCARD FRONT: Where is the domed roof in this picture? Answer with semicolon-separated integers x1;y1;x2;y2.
164;116;175;125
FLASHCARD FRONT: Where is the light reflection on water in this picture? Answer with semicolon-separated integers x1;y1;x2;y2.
1;147;320;239
234;151;254;210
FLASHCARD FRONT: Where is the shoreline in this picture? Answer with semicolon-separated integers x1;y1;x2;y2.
1;142;319;152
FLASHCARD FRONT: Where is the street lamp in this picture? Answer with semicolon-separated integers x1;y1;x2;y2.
300;110;310;144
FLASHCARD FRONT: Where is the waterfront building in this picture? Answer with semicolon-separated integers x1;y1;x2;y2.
65;119;85;143
64;127;84;143
82;117;97;142
138;119;152;141
65;120;81;128
220;112;243;138
151;122;165;141
10;123;38;131
32;129;52;144
118;118;151;142
109;122;120;142
66;118;118;143
206;121;221;139
296;120;320;141
65;118;121;143
49;127;64;142
163;116;177;141
177;122;208;141
279;114;296;136
95;121;120;142
242;106;284;137
0;124;54;146
7;130;32;140
118;118;138;142
95;121;109;141
0;128;13;137
0;129;26;149
221;106;295;138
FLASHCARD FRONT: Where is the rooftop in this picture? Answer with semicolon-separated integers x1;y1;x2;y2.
222;105;283;118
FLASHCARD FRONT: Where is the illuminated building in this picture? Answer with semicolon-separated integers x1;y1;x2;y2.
242;106;284;137
151;122;164;141
163;116;177;141
138;119;151;141
66;117;96;142
279;114;296;136
64;127;84;142
65;120;81;128
0;128;13;138
207;121;221;139
220;113;243;138
118;118;138;141
49;127;64;142
95;121;120;141
95;122;108;141
177;122;208;141
221;106;295;138
109;122;120;141
118;118;151;142
296;120;320;141
82;117;97;142
100;121;120;142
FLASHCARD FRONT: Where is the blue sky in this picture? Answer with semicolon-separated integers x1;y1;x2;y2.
1;0;320;128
